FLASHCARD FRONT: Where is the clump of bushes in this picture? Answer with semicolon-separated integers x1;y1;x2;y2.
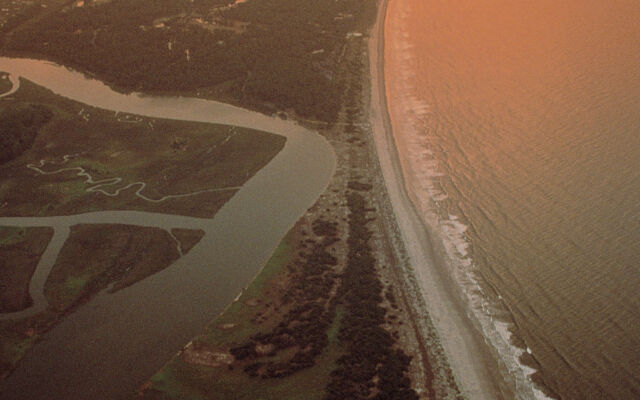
229;217;341;378
324;191;418;400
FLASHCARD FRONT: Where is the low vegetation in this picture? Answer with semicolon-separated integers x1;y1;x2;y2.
141;182;419;399
0;73;13;94
140;228;344;400
0;77;282;381
228;217;340;379
44;224;184;311
0;227;53;313
0;104;53;164
142;35;420;396
325;190;417;400
0;79;285;218
2;0;445;397
2;0;376;122
0;223;205;379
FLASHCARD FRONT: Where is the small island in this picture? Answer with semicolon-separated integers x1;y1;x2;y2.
0;0;465;399
0;74;285;380
0;79;285;219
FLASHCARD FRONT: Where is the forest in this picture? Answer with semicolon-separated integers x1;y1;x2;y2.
3;0;376;122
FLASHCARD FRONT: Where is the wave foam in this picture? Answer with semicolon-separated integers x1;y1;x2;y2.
391;19;552;400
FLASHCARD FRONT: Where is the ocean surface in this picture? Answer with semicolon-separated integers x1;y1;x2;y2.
386;0;640;398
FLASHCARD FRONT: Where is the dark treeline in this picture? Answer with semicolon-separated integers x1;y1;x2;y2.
230;217;341;378
0;2;41;40
226;32;419;397
4;0;376;122
0;104;52;164
324;189;418;400
228;189;418;398
325;46;419;398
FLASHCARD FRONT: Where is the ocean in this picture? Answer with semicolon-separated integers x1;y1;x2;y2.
385;0;640;398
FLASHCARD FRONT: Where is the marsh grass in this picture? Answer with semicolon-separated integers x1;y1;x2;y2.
144;229;345;400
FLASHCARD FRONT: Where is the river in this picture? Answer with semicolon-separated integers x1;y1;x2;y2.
0;57;335;399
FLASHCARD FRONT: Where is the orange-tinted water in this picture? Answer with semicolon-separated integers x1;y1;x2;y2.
386;0;640;398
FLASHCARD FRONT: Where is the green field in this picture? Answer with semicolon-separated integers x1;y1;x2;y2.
142;229;344;400
0;79;285;218
0;76;285;380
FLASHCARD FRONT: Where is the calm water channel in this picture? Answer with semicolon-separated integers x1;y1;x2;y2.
0;57;335;399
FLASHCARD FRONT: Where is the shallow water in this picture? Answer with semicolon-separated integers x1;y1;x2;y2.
385;0;640;398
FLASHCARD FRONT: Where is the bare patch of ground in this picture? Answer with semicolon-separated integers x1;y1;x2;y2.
182;343;234;368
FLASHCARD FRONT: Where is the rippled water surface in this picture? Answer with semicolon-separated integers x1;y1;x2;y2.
388;0;640;398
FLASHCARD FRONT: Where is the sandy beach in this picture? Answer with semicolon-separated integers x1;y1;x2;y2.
3;0;637;397
367;0;504;398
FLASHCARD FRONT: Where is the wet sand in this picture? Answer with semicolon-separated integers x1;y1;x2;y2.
373;1;640;398
367;0;504;398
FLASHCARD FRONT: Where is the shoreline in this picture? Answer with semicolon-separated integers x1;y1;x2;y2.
367;0;504;398
136;12;443;395
4;1;506;396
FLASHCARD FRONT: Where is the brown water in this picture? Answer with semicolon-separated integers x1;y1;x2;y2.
0;58;335;399
385;0;640;398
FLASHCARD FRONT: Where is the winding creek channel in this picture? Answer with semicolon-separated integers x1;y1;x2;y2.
0;57;335;399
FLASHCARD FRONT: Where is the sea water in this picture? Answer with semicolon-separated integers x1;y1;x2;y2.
386;0;640;398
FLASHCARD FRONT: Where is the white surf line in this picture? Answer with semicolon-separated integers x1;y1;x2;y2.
368;1;500;399
28;157;241;203
0;72;20;98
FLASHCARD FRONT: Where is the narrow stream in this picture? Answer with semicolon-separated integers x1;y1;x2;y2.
0;57;335;399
